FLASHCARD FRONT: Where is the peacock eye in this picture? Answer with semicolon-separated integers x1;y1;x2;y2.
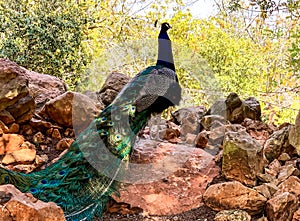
59;171;66;176
100;131;108;136
74;150;80;155
101;117;107;122
115;134;122;141
4;176;9;183
107;122;114;126
131;106;136;111
30;188;37;193
41;179;47;184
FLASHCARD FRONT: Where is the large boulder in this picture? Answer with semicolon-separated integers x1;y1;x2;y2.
289;110;300;155
0;59;35;123
203;181;267;215
266;192;298;221
23;68;66;109
112;140;220;215
98;72;130;106
39;92;102;131
0;59;29;111
264;125;292;162
206;93;261;124
0;184;65;221
222;130;266;186
0;134;25;155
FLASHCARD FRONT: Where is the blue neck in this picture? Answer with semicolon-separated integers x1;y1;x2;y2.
156;30;175;72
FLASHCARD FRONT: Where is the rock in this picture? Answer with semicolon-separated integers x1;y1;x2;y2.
265;159;282;177
35;154;49;168
162;121;180;142
0;184;65;221
0;120;9;133
40;92;101;131
289;110;300;155
257;216;269;221
226;93;261;123
274;176;300;199
171;106;206;125
203;181;267;215
99;89;119;106
33;132;45;144
98;72;130;105
278;153;291;161
222;131;265;186
214;210;251;221
0;110;15;125
195;131;209;148
266;192;298;221
6;94;35;123
225;92;244;123
29;118;53;131
52;128;62;140
113;140;220;215
11;164;37;173
23;68;66;110
243;97;261;121
21;124;34;135
0;134;25;155
64;128;74;137
241;118;273;145
264;125;292;162
254;183;278;199
206;98;227;118
2;149;36;165
200;114;228;132
185;133;197;144
0;59;29;111
257;173;275;183
8;123;19;133
293;208;300;221
180;111;200;139
206;93;261;124
206;124;244;151
276;164;296;184
56;138;74;150
21;141;36;149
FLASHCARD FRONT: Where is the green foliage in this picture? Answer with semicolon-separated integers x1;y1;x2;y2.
290;26;300;74
0;0;90;89
0;0;299;124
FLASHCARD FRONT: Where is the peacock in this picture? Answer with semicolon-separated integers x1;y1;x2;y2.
0;22;181;221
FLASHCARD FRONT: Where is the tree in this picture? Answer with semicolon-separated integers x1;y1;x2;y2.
0;0;90;89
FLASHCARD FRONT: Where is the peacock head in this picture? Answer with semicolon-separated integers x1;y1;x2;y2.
161;22;171;32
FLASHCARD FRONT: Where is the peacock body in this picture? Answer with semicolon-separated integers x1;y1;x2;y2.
0;22;181;221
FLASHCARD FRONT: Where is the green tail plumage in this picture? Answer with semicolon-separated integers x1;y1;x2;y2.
0;65;179;221
0;22;181;221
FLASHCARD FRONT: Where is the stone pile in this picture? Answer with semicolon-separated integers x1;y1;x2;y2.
0;58;299;221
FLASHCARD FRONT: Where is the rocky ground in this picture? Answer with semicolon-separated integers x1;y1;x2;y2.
0;58;300;221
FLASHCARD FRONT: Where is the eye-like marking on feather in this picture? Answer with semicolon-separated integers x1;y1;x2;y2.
0;21;181;221
4;176;9;184
107;121;114;126
40;179;47;184
58;170;66;176
112;134;122;143
95;117;108;125
122;105;129;111
30;188;38;194
98;129;109;136
129;105;136;117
